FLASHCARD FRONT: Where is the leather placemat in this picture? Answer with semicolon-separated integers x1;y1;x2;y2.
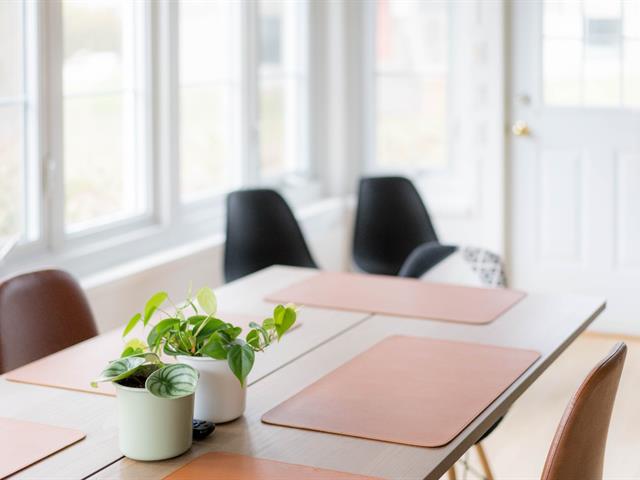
0;417;85;479
3;313;268;396
163;452;380;479
262;335;540;447
266;271;525;324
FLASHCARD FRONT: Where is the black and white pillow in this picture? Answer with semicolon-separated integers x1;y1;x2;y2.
420;246;507;288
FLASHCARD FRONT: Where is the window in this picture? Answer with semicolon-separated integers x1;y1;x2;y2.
543;0;640;107
63;0;148;232
0;0;38;244
178;0;310;203
372;0;449;170
1;0;316;276
258;0;309;179
179;0;238;201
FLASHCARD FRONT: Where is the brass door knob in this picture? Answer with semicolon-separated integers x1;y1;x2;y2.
512;120;530;136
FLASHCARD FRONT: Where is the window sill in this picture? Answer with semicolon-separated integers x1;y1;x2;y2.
0;194;346;293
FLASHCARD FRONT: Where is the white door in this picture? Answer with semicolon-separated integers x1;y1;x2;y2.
510;0;640;334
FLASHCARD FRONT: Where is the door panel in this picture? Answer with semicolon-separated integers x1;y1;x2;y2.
510;0;640;334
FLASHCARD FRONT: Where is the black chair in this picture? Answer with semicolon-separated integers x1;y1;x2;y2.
398;242;457;278
224;189;317;283
353;176;439;275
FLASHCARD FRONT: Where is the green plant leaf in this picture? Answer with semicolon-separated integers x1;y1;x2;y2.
91;356;147;387
248;322;270;348
145;363;199;399
197;318;226;338
120;338;146;358
196;287;217;316
222;325;242;340
273;305;285;326
188;315;208;326
262;317;275;330
163;342;191;357
227;343;254;386
275;306;297;339
190;315;226;339
200;338;228;360
122;313;141;337
147;318;181;351
144;291;168;325
246;329;261;349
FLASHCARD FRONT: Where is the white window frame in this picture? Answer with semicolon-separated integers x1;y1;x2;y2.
175;0;318;222
2;0;322;279
359;0;480;217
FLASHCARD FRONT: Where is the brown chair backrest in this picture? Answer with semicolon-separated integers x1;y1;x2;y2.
0;269;98;374
541;342;627;480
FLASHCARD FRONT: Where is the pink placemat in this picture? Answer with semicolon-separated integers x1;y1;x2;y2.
266;271;525;324
263;335;540;447
163;452;380;479
0;417;85;479
3;313;269;396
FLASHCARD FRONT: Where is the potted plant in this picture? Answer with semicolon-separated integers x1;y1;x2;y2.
92;352;198;461
122;286;298;423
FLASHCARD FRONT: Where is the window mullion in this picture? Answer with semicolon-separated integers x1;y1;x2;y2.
23;0;42;245
156;0;179;227
42;0;65;253
239;0;260;186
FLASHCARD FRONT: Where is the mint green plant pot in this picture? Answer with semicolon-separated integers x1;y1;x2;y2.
115;383;194;461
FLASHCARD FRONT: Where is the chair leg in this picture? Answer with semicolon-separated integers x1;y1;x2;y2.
447;466;457;480
475;443;494;480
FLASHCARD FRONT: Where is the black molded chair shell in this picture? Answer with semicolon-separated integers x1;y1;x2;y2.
398;242;457;278
224;189;317;283
353;176;439;275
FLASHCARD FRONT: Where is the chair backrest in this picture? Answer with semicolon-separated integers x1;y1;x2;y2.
0;269;98;374
224;189;317;283
541;342;627;480
398;242;457;279
353;176;439;275
399;244;508;288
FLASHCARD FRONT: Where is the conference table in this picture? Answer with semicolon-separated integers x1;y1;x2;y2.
0;266;605;479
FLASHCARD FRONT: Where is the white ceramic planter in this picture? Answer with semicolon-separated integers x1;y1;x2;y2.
177;356;246;423
115;383;194;461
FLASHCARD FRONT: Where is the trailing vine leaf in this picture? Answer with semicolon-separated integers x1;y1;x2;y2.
121;338;146;358
273;305;285;326
196;287;217;316
144;291;168;325
250;321;270;343
122;313;141;337
246;329;261;350
145;363;199;399
227;343;255;386
262;317;275;331
91;356;147;387
275;306;297;339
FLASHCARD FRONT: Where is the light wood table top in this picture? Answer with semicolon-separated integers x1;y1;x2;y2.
0;266;369;479
87;267;604;480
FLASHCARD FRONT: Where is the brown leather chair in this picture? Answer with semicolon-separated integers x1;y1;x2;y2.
449;342;626;480
541;341;626;480
0;269;98;373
